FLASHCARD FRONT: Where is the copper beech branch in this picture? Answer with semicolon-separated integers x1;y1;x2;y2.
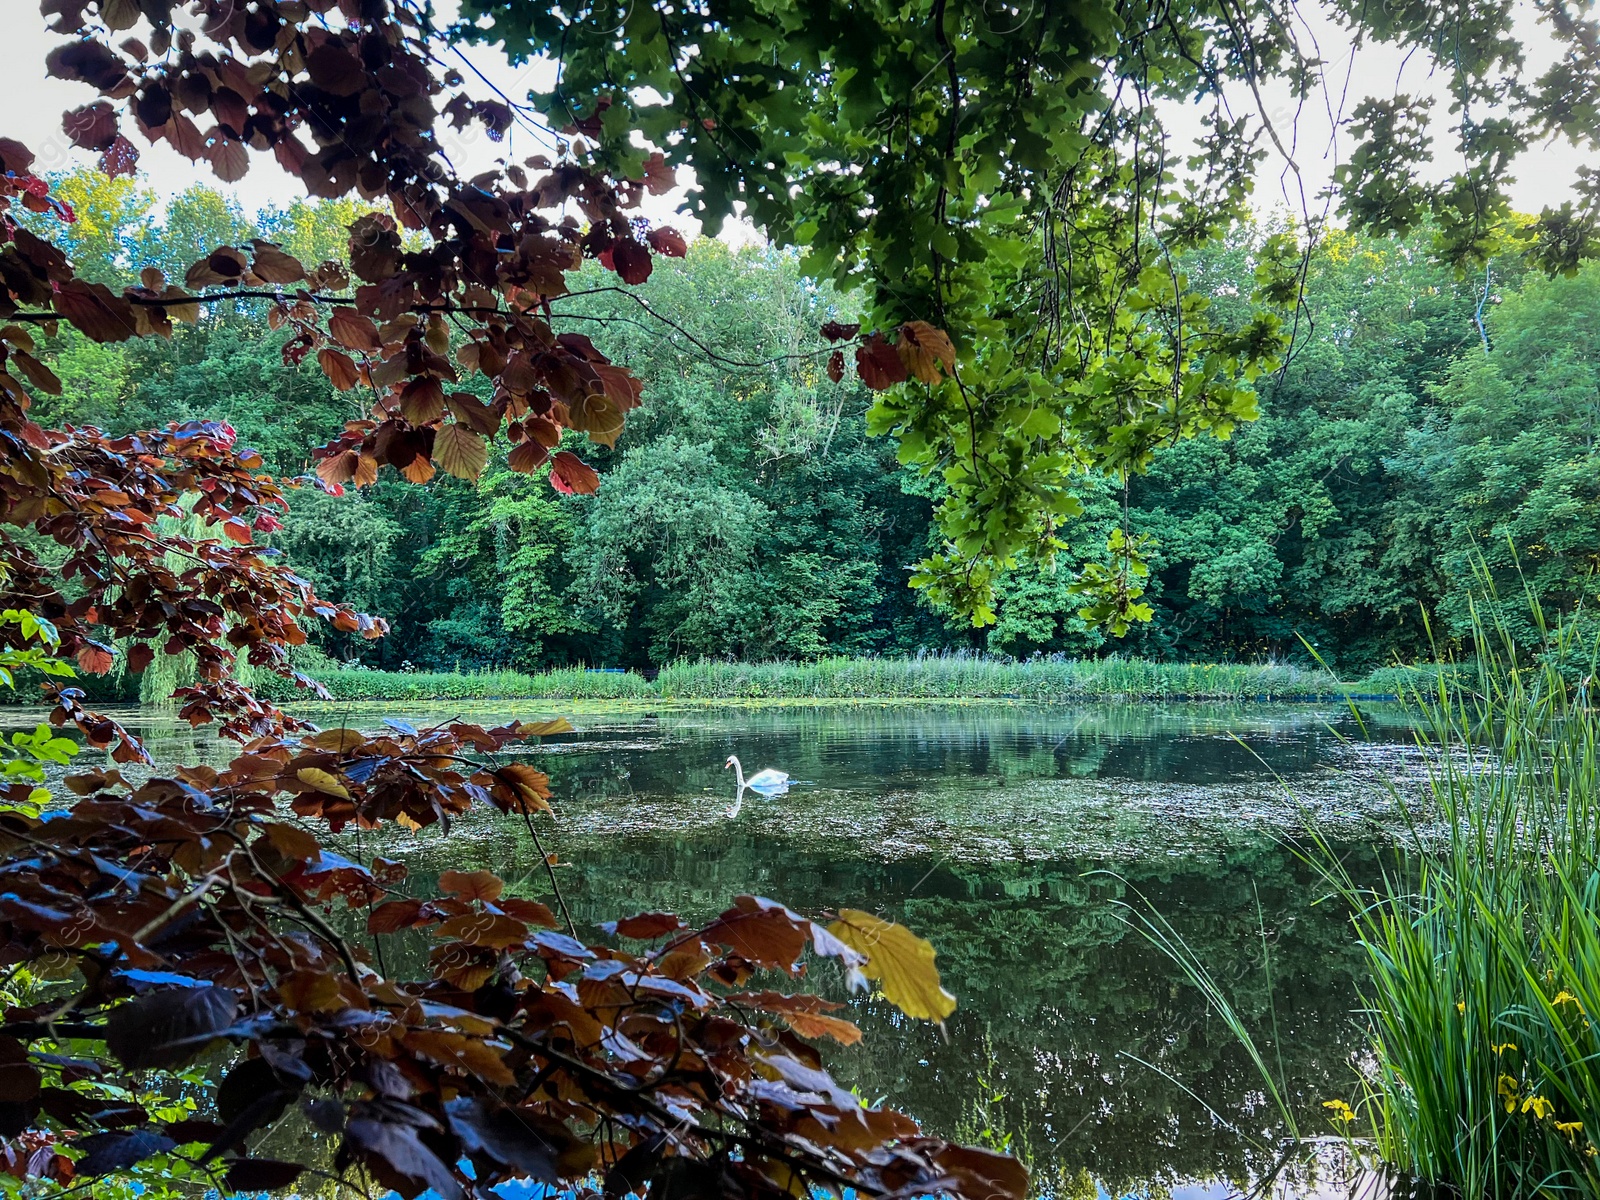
9;287;848;374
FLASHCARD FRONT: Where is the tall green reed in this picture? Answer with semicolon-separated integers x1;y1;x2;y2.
655;653;1342;700
1304;597;1600;1198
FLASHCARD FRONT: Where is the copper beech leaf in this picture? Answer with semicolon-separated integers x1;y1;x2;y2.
826;909;957;1022
783;1011;863;1045
517;718;574;737
702;896;808;971
103;986;238;1070
249;241;306;284
329;308;381;353
855;333;908;390
482;763;552;813
549;451;599;495
507;440;549;474
433;423;488;482
368;898;426;934
601;911;683;940
435;912;528;950
317;348;360;391
439;869;503;902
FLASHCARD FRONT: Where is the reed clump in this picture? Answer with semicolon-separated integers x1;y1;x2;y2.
254;665;652;702
654;653;1342;700
1311;605;1600;1197
247;652;1347;703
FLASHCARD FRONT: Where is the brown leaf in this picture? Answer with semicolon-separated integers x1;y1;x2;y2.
276;969;344;1013
54;280;136;343
609;239;652;285
400;454;436;485
63;102;118;151
602;912;684;940
308;727;366;752
594;364;643;412
507;440;550;475
103;986;238;1071
435;912;528;950
439;869;503;903
646;226;687;257
76;641;115;674
345;1118;463;1200
549;451;599;495
783;1010;863;1045
261;821;321;863
399;377;445;424
702;896;809;971
931;1145;1030;1200
855;334;908;390
895;320;957;384
433;423;488;482
317;450;358;488
208;133;249;184
484;763;552;813
497;898;558;928
368;898;426;934
567;389;624;449
446;392;500;436
826;350;844;383
251;241;307;285
318;348;360;391
329;307;382;353
403;1031;516;1088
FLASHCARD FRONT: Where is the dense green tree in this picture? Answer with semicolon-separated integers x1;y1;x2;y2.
30;167;1600;672
1389;264;1600;650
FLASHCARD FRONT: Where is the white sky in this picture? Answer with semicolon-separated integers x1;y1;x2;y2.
0;2;1588;234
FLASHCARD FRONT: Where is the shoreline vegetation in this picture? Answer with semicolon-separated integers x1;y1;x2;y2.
230;655;1441;704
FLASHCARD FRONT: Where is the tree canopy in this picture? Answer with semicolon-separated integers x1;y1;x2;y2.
458;0;1600;621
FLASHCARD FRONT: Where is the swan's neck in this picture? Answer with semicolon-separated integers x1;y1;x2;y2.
729;757;745;788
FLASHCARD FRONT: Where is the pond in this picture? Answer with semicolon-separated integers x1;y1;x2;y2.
22;700;1421;1200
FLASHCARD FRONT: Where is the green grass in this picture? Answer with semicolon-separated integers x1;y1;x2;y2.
252;654;1352;703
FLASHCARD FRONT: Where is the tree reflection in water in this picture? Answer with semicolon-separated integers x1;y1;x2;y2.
68;700;1407;1198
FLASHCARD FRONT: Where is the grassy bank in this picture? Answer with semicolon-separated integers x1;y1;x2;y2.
252;654;1358;703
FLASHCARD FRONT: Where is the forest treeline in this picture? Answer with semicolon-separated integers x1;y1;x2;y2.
31;170;1600;677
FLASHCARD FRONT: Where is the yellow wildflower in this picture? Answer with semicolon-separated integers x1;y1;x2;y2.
1557;1120;1584;1144
1499;1074;1521;1113
1554;991;1584;1013
1457;1001;1466;1015
1493;1042;1518;1055
1523;1095;1555;1120
1322;1099;1355;1124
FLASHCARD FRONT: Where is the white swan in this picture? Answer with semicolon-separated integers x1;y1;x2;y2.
725;755;790;794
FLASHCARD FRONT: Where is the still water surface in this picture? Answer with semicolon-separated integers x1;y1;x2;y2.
44;701;1421;1200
